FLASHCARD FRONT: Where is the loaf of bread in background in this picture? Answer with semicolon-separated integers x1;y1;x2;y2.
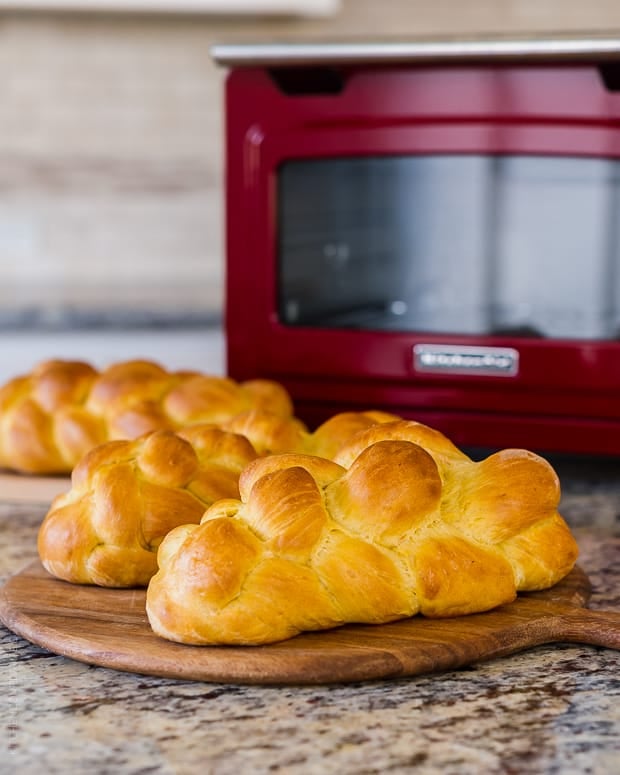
0;358;293;474
146;419;579;646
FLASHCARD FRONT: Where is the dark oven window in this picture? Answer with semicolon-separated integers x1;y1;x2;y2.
277;155;620;340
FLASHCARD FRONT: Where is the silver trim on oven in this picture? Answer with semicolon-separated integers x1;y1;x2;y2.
211;36;620;67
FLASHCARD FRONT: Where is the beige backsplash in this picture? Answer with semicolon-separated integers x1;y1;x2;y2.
2;1;620;327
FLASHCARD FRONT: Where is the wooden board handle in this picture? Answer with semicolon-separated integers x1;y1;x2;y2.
556;607;620;649
516;600;620;650
484;598;620;659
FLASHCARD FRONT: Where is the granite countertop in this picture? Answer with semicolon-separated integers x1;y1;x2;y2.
2;461;620;775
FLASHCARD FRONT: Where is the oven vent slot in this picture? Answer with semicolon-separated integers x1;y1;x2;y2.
268;67;345;95
598;62;620;92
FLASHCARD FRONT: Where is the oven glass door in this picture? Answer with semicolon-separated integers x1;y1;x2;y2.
277;154;620;340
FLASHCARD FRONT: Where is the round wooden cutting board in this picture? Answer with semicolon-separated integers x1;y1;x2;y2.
1;560;619;685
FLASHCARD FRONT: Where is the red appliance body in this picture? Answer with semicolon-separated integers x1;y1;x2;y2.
221;46;620;456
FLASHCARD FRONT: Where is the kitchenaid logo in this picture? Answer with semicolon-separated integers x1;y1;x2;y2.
413;344;519;376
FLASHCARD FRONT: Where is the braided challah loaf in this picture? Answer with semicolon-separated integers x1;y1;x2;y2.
146;420;579;645
38;424;259;587
0;358;293;474
37;409;402;587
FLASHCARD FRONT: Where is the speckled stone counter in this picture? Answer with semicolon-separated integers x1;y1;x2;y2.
2;459;620;775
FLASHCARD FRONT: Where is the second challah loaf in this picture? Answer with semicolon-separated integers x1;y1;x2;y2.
37;425;259;587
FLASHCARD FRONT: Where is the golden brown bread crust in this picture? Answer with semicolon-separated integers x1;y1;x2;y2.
0;359;293;474
306;409;401;459
146;420;579;645
222;409;310;456
221;407;400;458
37;424;259;587
36;409;401;587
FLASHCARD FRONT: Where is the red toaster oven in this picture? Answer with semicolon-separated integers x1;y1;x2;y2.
212;38;620;456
